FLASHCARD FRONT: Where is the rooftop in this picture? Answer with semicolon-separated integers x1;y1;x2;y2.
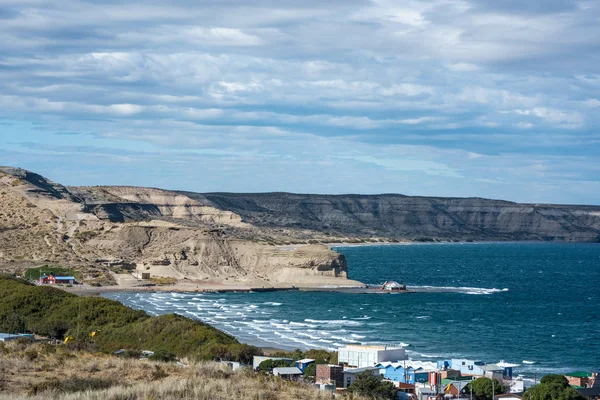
296;359;315;364
566;371;592;378
377;361;438;371
344;367;379;374
273;367;302;375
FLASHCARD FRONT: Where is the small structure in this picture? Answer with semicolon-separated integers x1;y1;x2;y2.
40;274;76;285
496;394;524;400
273;367;303;381
0;333;33;342
315;382;337;393
566;372;593;387
296;358;315;372
220;361;243;371
338;344;407;369
316;364;344;388
133;271;151;280
0;333;20;342
382;280;406;291
416;386;437;400
343;366;380;388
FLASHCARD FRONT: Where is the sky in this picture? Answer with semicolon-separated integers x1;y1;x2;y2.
1;0;599;204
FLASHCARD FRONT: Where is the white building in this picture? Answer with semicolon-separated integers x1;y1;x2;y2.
338;344;407;369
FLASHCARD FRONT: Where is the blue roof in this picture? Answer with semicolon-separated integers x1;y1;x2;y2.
54;276;75;280
0;333;17;339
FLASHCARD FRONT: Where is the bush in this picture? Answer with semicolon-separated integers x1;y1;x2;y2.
29;377;115;395
347;371;396;400
257;359;293;372
149;350;177;363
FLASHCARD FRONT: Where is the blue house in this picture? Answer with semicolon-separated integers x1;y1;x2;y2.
376;363;416;384
295;358;315;372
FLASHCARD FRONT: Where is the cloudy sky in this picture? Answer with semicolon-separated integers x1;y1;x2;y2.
1;0;599;204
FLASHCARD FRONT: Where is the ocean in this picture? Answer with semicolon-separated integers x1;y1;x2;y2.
104;242;600;376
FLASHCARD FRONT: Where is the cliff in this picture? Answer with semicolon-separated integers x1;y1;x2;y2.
0;168;351;287
197;192;600;242
0;166;598;287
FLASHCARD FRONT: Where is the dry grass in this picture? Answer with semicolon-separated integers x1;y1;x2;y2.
150;276;177;285
0;342;359;400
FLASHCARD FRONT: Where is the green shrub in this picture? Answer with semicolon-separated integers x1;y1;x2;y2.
149;350;177;363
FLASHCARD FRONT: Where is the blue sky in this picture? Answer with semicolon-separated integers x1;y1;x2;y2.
1;0;599;204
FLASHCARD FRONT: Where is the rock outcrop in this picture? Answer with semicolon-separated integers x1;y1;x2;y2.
0;168;350;286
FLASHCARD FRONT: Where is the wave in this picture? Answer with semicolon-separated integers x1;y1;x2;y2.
305;319;363;327
523;360;536;365
406;285;509;295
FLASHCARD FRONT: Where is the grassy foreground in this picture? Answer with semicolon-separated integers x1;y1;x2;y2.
0;342;354;399
0;275;261;363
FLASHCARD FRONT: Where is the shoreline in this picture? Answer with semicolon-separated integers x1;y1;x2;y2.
62;280;368;296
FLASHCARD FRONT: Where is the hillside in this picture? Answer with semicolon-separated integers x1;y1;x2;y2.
0;276;260;362
0;166;599;286
0;167;353;287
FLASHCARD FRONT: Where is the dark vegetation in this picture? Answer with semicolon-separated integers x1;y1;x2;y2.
0;276;261;363
347;371;396;400
465;378;506;400
29;377;116;396
523;375;586;400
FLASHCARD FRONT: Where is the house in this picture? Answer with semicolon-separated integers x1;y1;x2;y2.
316;364;344;387
395;382;416;400
295;358;315;372
273;367;303;381
377;361;438;384
252;356;293;370
40;274;76;285
438;359;509;380
416;386;437;400
338;344;407;368
566;372;593;387
497;361;520;380
443;380;470;398
343;367;380;388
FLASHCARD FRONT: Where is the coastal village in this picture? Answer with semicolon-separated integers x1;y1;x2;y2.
249;344;600;399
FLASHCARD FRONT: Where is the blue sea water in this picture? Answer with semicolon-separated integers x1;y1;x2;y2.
105;243;600;375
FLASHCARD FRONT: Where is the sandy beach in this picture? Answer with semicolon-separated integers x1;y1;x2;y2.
62;273;366;296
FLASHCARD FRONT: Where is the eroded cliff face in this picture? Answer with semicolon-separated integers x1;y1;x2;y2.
198;193;600;242
0;168;349;285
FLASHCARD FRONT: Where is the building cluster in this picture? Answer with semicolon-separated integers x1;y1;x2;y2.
252;344;600;399
39;274;76;285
